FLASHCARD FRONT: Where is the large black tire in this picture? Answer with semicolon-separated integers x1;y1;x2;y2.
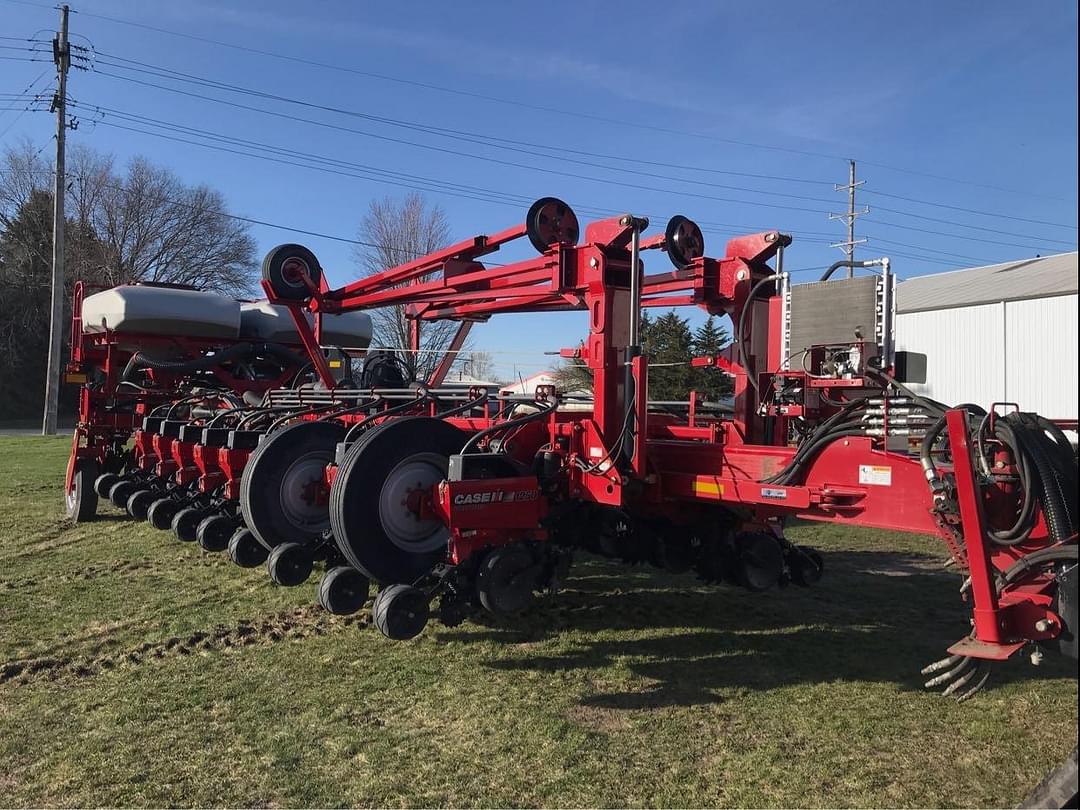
318;566;370;615
66;459;99;522
330;417;468;585
240;421;347;552
126;489;156;520
172;507;205;542
108;479;136;510
147;497;181;531
266;542;314;586
196;514;234;552
1020;745;1078;809
372;584;429;640
228;528;268;568
261;244;323;301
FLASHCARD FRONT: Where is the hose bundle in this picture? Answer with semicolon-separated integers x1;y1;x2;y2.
989;412;1078;544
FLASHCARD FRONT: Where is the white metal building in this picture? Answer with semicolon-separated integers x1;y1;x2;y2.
894;252;1078;419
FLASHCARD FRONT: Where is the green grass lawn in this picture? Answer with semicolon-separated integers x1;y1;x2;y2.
0;436;1074;807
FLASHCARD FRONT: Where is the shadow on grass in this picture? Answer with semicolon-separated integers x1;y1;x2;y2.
448;550;1073;708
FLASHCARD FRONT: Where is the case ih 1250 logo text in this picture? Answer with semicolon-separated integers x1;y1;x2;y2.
453;489;539;506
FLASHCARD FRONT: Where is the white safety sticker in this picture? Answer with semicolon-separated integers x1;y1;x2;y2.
858;464;893;486
761;487;788;500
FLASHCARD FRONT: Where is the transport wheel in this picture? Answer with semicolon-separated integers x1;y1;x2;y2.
126;489;156;520
261;244;323;301
66;459;99;522
108;479;136;510
525;197;579;254
330;417;468;585
664;215;705;270
172;507;205;542
196;514;234;552
228;528;268;568
736;532;783;592
372;584;429;640
94;471;121;499
317;566;370;615
147;497;180;531
266;542;314;587
476;545;539;616
240;421;347;551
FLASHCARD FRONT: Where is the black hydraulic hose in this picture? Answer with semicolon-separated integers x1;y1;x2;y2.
768;426;867;485
341;390;431;444
819;259;879;282
123;341;305;384
433;390;491;420
1001;543;1078;586
459;398;558;456
985;418;1037;546
122;342;255;382
737;273;782;396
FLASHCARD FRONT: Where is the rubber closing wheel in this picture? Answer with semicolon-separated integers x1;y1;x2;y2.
526;197;579;254
241;420;346;551
476;545;539;616
261;243;323;301
318;566;370;615
66;459;99;522
172;507;205;542
228;528;268;568
147;497;180;531
736;532;783;592
196;514;234;552
108;479;136;510
126;489;156;520
789;545;824;586
330;417;468;585
94;472;120;499
267;542;315;586
372;584;429;640
664;215;705;270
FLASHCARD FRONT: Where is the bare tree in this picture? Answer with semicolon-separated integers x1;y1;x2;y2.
353;192;465;381
0;144;257;296
0;142;258;419
461;350;496;381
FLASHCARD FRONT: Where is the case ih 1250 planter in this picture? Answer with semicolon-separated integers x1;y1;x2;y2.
232;197;1076;699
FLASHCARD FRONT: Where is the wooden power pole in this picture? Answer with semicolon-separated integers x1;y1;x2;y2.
42;4;70;435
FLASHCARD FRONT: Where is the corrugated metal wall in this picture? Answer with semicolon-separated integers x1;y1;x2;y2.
895;294;1077;418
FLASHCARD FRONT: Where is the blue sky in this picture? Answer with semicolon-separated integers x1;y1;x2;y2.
2;0;1077;378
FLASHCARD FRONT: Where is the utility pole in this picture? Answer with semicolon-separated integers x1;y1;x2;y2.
42;4;69;435
829;159;869;277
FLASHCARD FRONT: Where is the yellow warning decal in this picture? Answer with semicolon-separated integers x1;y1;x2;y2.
64;373;87;384
692;479;724;497
328;360;342;368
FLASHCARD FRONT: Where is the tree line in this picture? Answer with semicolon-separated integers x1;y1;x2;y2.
0;141;256;420
553;310;733;402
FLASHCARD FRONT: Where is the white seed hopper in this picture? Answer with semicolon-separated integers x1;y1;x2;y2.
81;285;241;339
239;302;373;350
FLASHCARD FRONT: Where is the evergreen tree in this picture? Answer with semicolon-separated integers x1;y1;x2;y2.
691;316;734;400
643;310;694;400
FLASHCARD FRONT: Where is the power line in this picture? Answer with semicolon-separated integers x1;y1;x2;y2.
862;188;1077;231
36;0;1074;203
59;7;857;164
86;55;1078;250
869;204;1076;246
66;100;858;254
87;58;839;215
